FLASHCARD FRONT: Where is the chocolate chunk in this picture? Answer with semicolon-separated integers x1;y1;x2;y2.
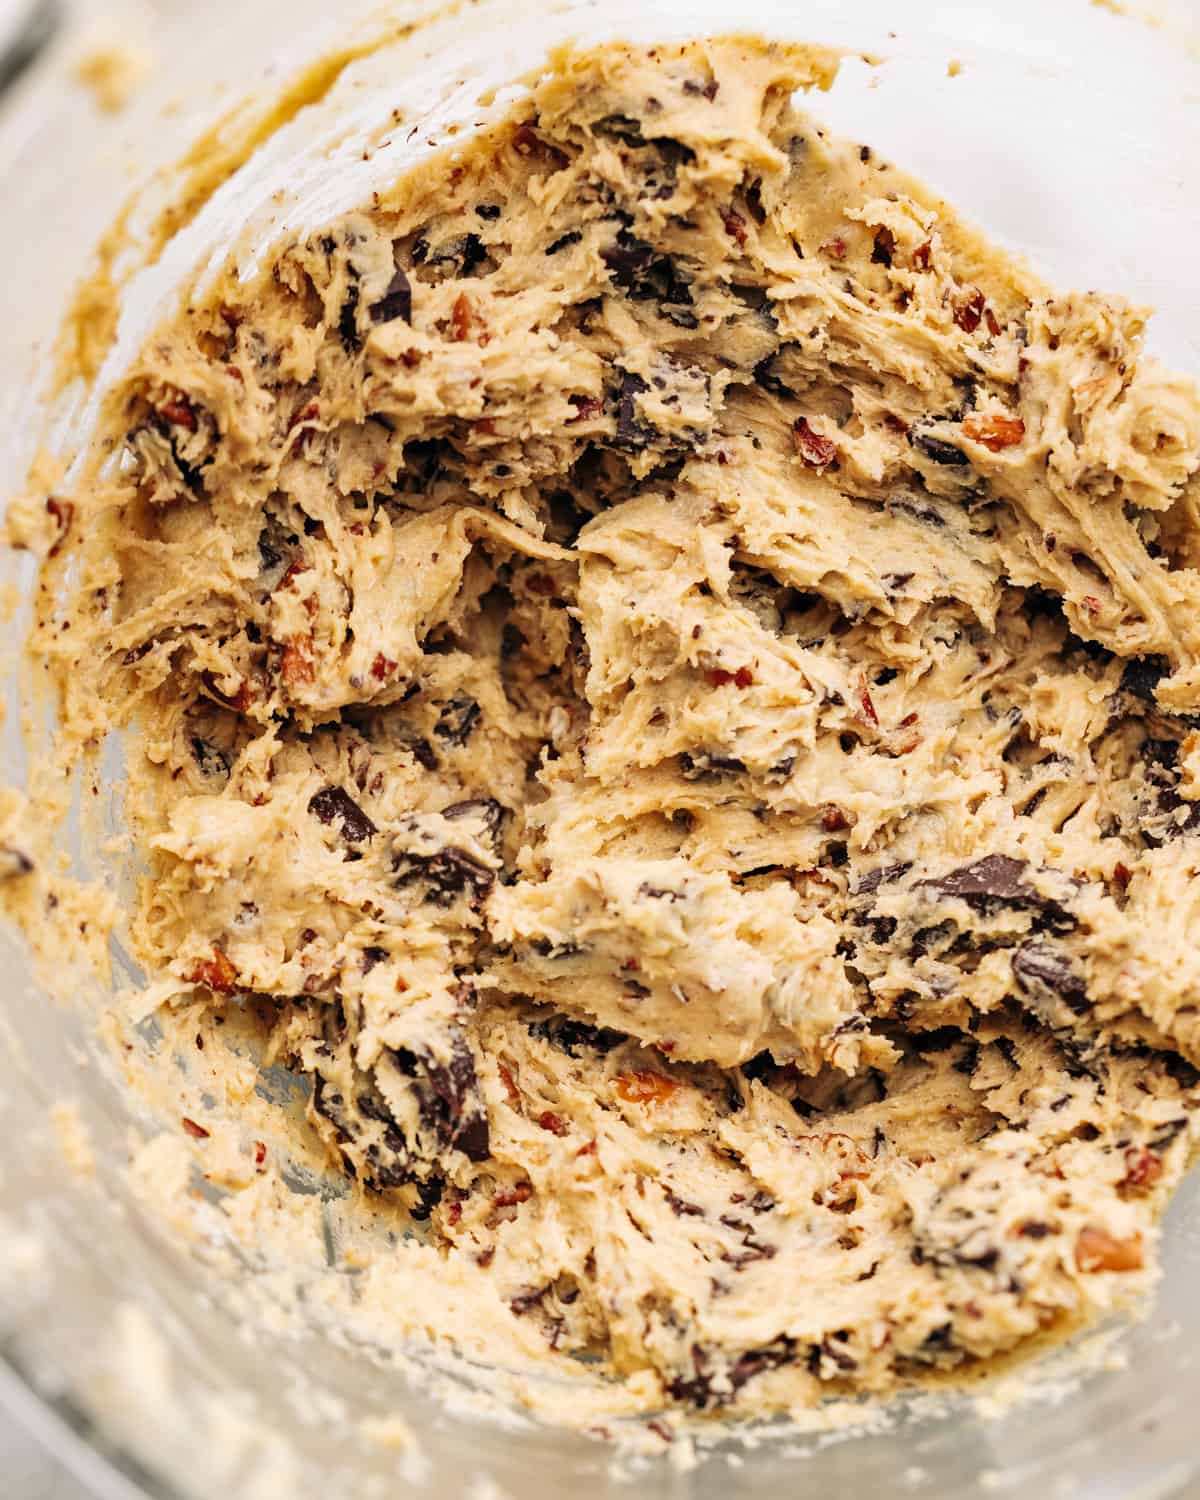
594;113;646;146
664;1187;705;1217
393;845;494;905
351;1034;492;1177
1147;767;1200;842
955;1245;999;1271
361;945;388;973
338;277;362;350
530;937;584;959
638;880;683;901
615;370;653;449
602;228;654;286
927;854;1031;905
475;203;501;220
910;426;969;467
190;736;232;781
1012;941;1089;1013
679;751;747;780
409;738;438;771
150;418;208;494
368;267;413;325
415;1035;491;1162
642;260;696;320
442;797;506;841
1161;1053;1200;1091
668;1337;796;1410
308;785;378;843
323;1030;491;1191
916;1323;955;1357
852;861;912;896
872;227;895;267
425;233;487;275
994;1036;1020;1069
545;230;582;256
891;496;947;529
1150;1117;1189;1151
434;696;481;747
602;231;694;320
510;1285;549;1315
729;283;769;313
311;1075;354;1146
526;1015;625;1056
409;1176;444;1220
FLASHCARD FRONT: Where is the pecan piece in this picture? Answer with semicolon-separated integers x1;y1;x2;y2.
189;947;238;995
1075;1225;1143;1272
793;417;836;468
614;1070;678;1108
962;412;1025;452
953;288;986;333
1121;1147;1164;1192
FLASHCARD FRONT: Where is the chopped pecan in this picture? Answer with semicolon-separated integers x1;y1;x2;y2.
450;292;484;342
793;417;836;468
1076;1225;1143;1272
1121;1147;1163;1192
188;947;238;995
953;288;986;333
962;412;1025;452
706;666;754;688
46;497;74;555
723;209;748;246
159;395;198;431
614;1070;678;1108
568;394;604;423
280;639;315;687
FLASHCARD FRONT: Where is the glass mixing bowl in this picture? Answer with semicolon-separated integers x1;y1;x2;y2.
2;1;1200;1495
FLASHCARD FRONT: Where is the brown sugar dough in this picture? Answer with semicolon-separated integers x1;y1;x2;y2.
18;34;1200;1418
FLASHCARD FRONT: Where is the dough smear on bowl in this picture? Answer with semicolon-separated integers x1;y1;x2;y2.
13;35;1200;1419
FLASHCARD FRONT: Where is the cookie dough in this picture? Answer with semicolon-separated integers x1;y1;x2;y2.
14;35;1200;1419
